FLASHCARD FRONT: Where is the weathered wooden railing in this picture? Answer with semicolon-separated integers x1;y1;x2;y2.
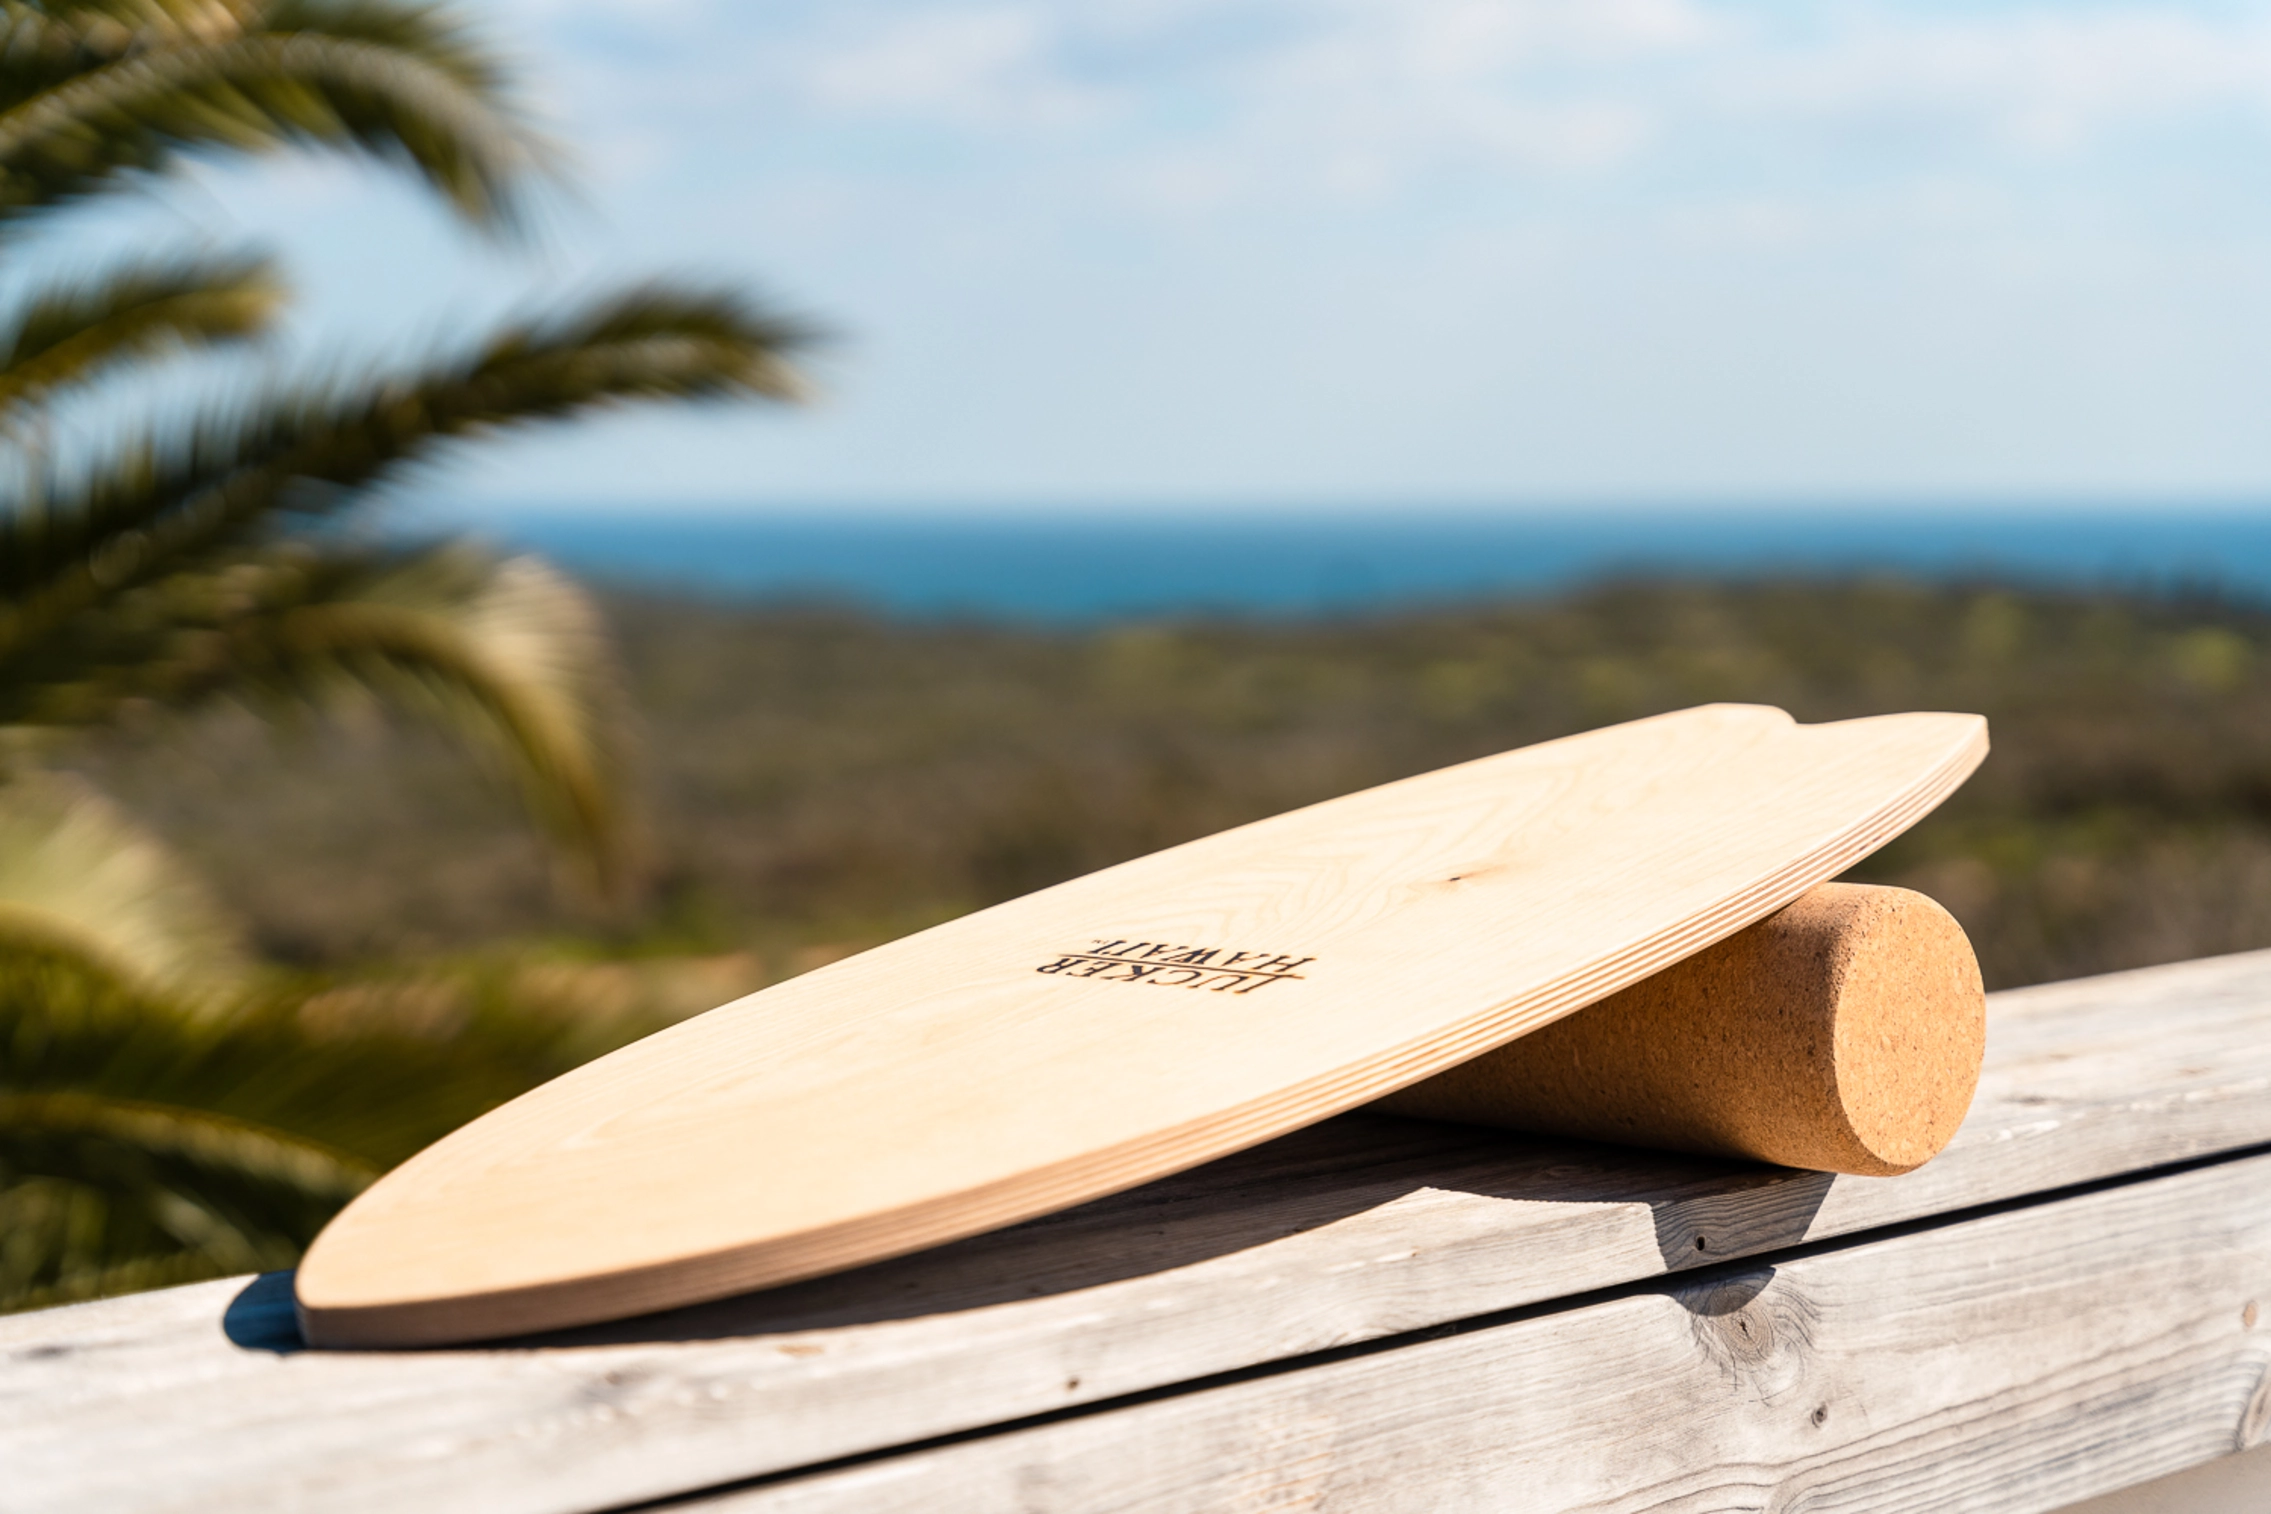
10;950;2271;1513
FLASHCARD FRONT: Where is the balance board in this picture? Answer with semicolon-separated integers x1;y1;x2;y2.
296;703;1988;1347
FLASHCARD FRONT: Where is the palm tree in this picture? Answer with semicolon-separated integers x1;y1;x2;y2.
0;0;812;1309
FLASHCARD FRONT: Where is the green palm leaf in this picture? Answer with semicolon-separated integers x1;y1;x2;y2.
0;252;282;425
0;769;247;1003
0;1091;375;1308
0;546;642;884
0;283;810;654
0;944;685;1312
201;544;641;884
0;0;538;228
255;547;640;887
0;286;807;887
0;962;375;1311
0;0;825;1312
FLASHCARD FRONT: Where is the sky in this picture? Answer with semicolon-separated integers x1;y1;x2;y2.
64;0;2271;511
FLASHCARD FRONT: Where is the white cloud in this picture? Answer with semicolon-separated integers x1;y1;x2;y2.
1221;0;1702;184
804;7;1109;124
500;0;2271;220
1721;9;2271;152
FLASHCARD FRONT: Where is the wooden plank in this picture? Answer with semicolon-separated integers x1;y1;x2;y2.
682;1148;2271;1514
7;947;2270;1514
299;706;1985;1345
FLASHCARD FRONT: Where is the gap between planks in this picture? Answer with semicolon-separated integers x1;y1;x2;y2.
686;1144;2271;1514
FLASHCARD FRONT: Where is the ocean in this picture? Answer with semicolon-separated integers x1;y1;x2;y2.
457;508;2271;622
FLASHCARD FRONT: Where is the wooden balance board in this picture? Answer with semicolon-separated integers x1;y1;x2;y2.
297;703;1988;1347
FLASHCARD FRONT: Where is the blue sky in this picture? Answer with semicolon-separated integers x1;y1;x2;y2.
76;0;2271;511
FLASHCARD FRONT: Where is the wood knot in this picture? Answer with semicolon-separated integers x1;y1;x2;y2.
1677;1269;1817;1401
2240;1367;2271;1452
1426;864;1505;890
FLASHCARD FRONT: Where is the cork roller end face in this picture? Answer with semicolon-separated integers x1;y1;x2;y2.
1807;884;1987;1175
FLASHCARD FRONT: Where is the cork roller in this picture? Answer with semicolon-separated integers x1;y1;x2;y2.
1376;883;1986;1176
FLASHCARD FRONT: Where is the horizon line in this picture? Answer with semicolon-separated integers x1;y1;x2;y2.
406;496;2271;522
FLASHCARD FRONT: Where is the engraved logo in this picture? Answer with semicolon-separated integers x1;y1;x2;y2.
1036;940;1313;995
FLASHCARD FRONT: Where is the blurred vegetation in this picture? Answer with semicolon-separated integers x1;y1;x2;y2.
71;572;2271;987
0;0;809;1312
0;942;713;1309
24;568;2271;1311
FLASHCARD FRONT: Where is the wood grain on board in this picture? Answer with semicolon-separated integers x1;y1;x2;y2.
10;947;2271;1514
297;704;1988;1346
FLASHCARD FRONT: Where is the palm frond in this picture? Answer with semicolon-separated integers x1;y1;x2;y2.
0;251;281;424
260;0;507;97
0;768;247;1004
0;545;642;884
0;1091;376;1309
0;5;203;115
0;1193;274;1313
1;952;517;1169
0;283;812;659
5;1088;372;1191
0;942;672;1312
0;0;539;228
277;547;640;888
225;545;642;885
0;939;362;1310
0;0;835;1318
0;2;260;65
